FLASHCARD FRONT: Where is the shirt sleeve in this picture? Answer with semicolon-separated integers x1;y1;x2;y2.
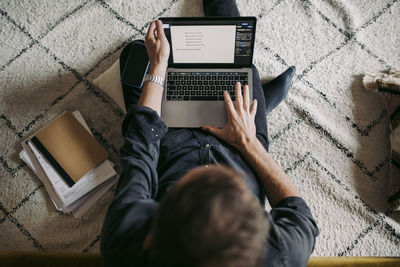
263;197;319;267
101;105;168;267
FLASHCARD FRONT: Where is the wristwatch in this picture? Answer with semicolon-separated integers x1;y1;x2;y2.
144;73;165;87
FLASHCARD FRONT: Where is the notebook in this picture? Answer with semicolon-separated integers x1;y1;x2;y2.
31;111;109;186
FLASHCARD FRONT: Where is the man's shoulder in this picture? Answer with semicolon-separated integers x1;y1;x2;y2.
101;200;158;267
262;197;319;267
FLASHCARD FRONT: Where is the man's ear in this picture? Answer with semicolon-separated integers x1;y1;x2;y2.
143;233;152;250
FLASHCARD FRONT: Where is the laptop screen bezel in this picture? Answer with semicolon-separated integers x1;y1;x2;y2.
159;16;257;69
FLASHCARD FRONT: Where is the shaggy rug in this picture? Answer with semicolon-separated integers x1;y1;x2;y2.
1;0;399;257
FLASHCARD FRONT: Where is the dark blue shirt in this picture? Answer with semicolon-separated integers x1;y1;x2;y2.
101;105;319;267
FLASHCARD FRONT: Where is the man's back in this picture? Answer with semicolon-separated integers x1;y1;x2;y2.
101;104;318;266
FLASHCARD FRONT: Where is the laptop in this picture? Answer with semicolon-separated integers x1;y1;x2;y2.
159;17;257;127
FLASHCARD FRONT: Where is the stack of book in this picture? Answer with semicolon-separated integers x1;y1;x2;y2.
19;111;118;217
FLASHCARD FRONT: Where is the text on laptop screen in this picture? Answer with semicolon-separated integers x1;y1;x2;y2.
162;19;255;66
170;25;236;63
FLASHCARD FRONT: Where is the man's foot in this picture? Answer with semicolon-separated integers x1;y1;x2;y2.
262;66;296;115
203;0;240;16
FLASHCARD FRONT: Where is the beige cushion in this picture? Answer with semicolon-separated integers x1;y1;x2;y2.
93;60;126;114
363;69;400;211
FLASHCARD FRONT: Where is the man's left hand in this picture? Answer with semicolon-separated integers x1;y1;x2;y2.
145;20;170;75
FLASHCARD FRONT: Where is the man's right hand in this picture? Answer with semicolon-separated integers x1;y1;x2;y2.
203;82;258;152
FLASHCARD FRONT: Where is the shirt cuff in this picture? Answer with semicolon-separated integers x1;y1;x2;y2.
124;104;168;143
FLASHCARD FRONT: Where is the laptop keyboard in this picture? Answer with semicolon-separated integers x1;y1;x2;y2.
166;72;248;101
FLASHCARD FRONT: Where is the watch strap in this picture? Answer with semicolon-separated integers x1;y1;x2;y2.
144;73;164;87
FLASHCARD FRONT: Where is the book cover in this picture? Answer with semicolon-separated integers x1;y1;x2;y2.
33;111;109;184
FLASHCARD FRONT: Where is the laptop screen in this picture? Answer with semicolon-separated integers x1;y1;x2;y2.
159;17;256;68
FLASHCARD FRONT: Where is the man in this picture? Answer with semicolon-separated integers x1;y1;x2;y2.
101;1;319;266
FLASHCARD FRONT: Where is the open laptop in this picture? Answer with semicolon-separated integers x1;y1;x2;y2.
159;17;257;127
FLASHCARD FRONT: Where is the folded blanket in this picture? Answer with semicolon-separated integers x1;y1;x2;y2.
363;69;400;211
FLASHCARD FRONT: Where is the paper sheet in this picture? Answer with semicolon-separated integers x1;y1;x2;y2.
21;148;117;217
28;136;116;207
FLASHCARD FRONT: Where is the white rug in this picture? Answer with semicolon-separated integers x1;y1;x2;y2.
1;0;399;256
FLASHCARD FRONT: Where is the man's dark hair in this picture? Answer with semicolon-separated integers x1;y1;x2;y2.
149;166;269;267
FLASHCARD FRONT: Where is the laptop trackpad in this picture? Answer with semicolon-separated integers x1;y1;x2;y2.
162;101;227;128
